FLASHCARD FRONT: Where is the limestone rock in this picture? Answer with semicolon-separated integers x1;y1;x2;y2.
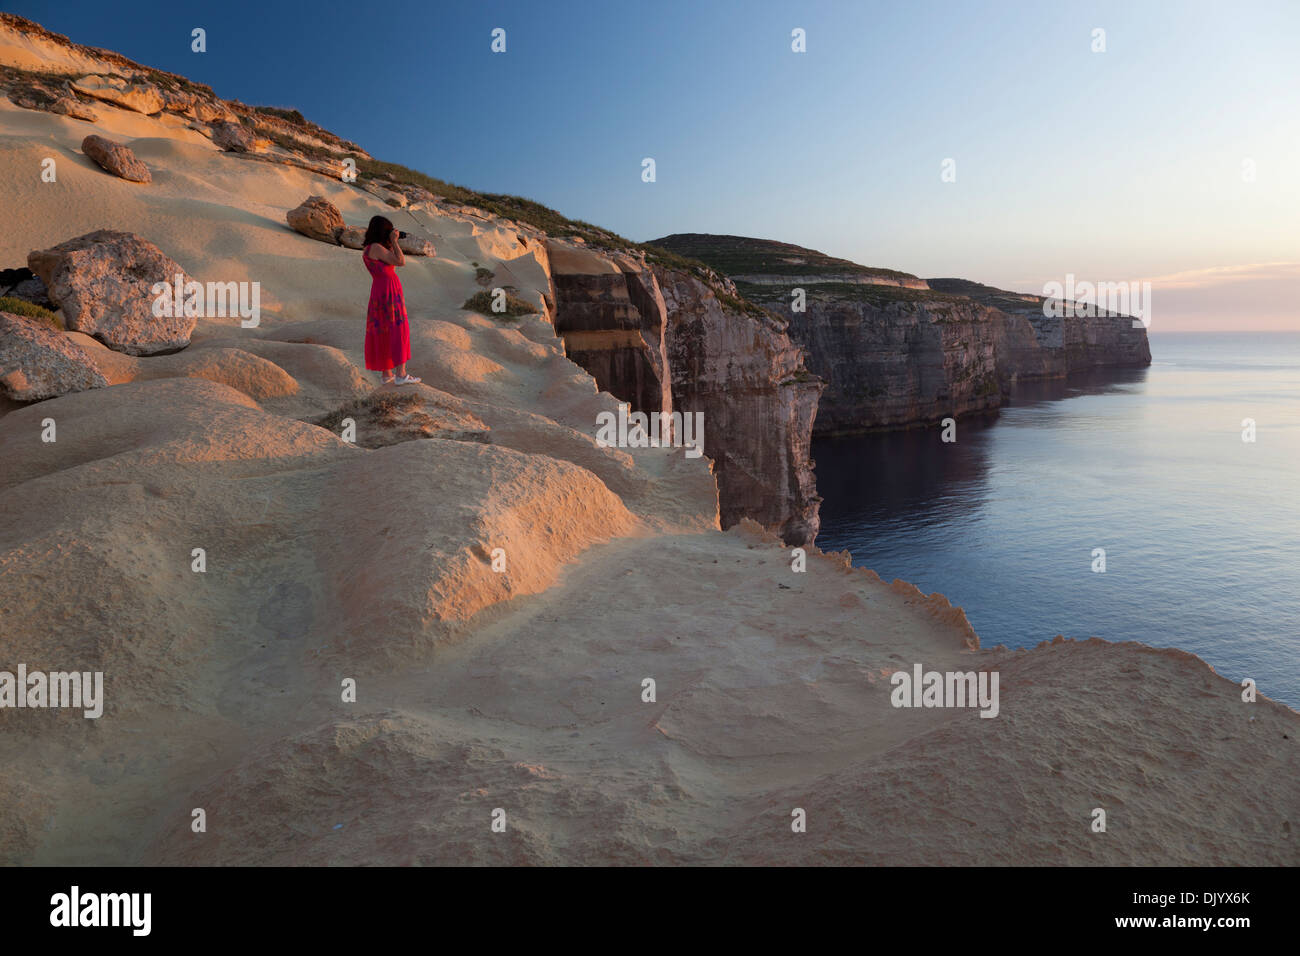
655;265;823;546
193;99;237;124
0;311;108;401
544;238;820;545
546;240;672;420
5;77;98;121
81;134;151;183
335;226;365;250
209;120;253;152
313;389;490;448
160;89;194;115
397;234;435;257
285;196;344;244
51;95;98;121
71;74;164;114
27;230;196;356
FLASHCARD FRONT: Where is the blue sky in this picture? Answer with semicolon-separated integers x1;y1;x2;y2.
12;0;1300;329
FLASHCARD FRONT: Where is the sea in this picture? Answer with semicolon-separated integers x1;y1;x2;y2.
813;332;1300;709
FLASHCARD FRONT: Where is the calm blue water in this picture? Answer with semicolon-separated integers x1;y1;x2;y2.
814;332;1300;708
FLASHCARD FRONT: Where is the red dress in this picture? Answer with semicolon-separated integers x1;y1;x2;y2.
364;246;411;371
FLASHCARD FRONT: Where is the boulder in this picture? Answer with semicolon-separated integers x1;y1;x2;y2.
397;234;435;257
0;312;108;401
335;226;366;250
71;74;165;114
161;89;195;115
209;120;253;152
81;135;151;183
51;96;98;122
286;196;344;244
193;99;237;124
27;231;196;356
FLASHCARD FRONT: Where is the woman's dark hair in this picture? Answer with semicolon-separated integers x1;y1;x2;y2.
363;215;395;249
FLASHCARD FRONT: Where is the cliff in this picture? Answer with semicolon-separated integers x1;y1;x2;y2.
542;238;822;544
543;240;672;421
651;234;1153;434
653;266;822;545
928;277;1153;379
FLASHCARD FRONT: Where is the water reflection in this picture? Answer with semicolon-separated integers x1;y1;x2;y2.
813;367;1149;532
1005;366;1150;407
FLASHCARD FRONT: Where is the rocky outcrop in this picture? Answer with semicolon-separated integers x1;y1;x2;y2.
209;119;254;152
313;389;491;448
397;234;435;257
0;311;108;400
81;134;151;183
655;267;823;545
286;195;344;244
545;240;672;421
71;73;164;114
5;76;98;121
543;239;821;544
336;226;365;250
28;230;196;355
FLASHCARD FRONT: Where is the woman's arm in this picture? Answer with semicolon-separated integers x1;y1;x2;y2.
387;228;406;267
365;240;405;267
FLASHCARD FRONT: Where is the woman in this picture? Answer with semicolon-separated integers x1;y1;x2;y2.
362;215;420;385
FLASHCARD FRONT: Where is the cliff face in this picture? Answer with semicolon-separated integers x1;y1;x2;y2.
653;266;823;545
650;235;1152;435
928;277;1153;379
543;239;822;545
544;240;672;421
740;284;1005;433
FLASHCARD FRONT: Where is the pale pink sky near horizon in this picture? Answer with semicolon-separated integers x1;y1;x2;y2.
1003;262;1300;334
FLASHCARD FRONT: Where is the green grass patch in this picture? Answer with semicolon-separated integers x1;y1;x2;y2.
0;296;61;330
462;290;538;320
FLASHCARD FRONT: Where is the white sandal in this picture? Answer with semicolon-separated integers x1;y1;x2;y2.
394;374;421;385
